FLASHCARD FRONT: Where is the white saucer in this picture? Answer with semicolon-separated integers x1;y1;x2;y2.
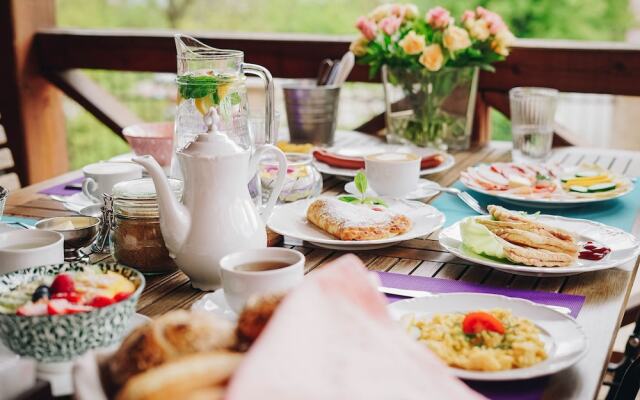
344;179;440;200
191;289;237;321
61;192;99;214
0;313;150;397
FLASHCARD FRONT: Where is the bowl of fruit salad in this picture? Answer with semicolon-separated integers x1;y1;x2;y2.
0;262;144;362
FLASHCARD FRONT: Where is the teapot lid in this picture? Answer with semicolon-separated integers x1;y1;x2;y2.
180;108;245;157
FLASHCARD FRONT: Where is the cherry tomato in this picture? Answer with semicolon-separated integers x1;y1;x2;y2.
462;311;505;335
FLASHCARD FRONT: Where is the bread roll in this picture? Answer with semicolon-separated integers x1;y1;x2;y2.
116;351;242;400
109;310;235;386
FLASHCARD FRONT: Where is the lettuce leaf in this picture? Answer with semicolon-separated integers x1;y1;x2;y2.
460;217;506;260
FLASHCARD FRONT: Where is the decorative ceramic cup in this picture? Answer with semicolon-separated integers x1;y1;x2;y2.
219;248;304;313
82;162;143;204
364;152;420;197
0;230;64;274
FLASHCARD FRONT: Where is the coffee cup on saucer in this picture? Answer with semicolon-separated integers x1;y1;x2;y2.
219;248;305;313
364;152;420;197
82;162;142;204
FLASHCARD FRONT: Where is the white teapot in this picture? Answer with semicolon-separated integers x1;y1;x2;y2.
133;114;286;290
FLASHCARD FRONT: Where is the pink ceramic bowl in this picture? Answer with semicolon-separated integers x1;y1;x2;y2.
123;122;174;167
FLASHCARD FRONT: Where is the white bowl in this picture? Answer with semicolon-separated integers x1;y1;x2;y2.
0;230;64;274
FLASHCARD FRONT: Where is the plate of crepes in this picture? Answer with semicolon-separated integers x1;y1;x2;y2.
461;162;634;207
313;145;454;178
439;205;640;277
389;292;588;381
267;196;445;250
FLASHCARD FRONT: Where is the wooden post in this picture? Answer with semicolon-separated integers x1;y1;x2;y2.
0;0;68;185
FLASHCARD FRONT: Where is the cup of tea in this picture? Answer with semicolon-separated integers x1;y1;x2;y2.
82;162;143;204
364;152;420;197
219;248;305;313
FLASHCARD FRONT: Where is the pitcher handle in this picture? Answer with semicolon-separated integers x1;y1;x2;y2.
242;63;275;144
249;145;287;222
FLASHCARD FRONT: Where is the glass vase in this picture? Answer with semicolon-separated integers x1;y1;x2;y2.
382;65;479;151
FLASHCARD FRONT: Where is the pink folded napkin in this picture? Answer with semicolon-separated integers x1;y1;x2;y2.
226;254;485;400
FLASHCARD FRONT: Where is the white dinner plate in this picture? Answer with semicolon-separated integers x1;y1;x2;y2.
267;198;445;250
439;215;640;277
388;293;588;381
311;130;455;179
344;179;440;201
460;178;634;209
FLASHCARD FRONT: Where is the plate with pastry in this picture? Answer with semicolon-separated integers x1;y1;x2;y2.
267;196;445;250
438;205;640;277
460;162;634;208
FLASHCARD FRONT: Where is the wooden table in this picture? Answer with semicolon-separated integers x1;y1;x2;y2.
5;142;640;400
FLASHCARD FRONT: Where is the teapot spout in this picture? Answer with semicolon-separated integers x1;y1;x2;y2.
132;155;189;255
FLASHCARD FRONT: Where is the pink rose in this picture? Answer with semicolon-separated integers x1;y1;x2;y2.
461;10;475;23
476;6;489;18
355;16;378;40
379;16;402;35
426;6;452;30
389;4;406;20
475;7;507;35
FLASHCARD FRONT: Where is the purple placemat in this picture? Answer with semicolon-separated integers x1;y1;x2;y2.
38;177;83;196
377;271;586;400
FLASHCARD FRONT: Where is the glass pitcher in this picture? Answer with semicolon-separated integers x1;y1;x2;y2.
172;34;275;179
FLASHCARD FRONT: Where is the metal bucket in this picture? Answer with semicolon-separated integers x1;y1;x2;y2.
283;80;340;145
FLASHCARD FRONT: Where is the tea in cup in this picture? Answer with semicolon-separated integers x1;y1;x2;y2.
364;152;420;197
219;248;304;313
82;162;143;204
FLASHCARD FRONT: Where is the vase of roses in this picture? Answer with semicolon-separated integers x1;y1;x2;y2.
350;4;515;150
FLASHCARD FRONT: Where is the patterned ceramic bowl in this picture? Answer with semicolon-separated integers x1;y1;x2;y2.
123;122;174;167
0;262;145;362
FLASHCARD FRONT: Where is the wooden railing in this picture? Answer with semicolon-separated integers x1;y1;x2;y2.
4;1;640;185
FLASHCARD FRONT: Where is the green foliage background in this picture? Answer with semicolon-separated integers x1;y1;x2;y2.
56;0;634;168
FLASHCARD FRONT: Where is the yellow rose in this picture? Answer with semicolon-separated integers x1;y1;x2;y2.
419;44;444;72
349;35;369;57
368;4;391;22
491;29;515;56
468;19;490;41
443;26;471;52
398;31;425;55
403;4;419;20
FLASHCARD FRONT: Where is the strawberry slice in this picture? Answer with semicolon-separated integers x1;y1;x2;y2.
87;295;115;308
16;302;48;317
47;299;92;315
52;291;82;304
50;274;75;295
113;292;131;302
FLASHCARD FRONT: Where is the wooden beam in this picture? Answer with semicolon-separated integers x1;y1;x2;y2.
0;1;68;184
35;29;640;96
47;70;143;137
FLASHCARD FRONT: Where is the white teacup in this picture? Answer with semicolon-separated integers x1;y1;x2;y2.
82;162;142;203
0;230;64;274
219;248;305;313
364;152;420;197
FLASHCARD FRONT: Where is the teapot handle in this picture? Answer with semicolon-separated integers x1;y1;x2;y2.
242;63;275;144
249;145;287;223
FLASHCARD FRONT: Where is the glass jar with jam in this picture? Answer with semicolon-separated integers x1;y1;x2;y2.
110;178;183;275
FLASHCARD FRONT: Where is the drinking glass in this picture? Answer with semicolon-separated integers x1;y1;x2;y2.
509;87;558;162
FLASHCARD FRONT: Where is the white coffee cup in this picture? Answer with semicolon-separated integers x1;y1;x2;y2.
364;152;420;197
219;248;305;313
82;162;143;203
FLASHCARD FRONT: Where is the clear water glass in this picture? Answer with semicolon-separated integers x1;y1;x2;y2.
509;87;558;162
